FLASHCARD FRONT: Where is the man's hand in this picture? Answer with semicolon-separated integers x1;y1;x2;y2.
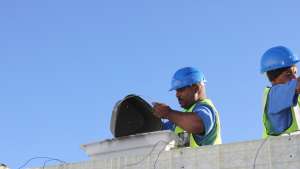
152;102;204;134
152;102;172;119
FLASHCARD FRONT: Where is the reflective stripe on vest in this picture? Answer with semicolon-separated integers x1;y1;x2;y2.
174;99;222;147
262;87;300;138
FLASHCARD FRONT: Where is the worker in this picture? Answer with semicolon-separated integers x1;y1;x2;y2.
260;46;300;138
152;67;222;147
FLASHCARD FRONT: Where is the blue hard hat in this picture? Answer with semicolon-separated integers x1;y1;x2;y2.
260;46;300;73
169;67;206;91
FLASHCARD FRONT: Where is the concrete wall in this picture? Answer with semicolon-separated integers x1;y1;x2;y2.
81;131;180;160
33;134;300;169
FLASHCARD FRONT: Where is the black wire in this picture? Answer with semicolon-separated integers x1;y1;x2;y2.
42;159;54;169
17;156;66;169
252;138;268;169
252;130;300;169
42;159;65;169
120;140;169;169
153;143;168;169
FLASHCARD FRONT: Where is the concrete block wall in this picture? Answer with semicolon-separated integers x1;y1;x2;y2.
32;134;300;169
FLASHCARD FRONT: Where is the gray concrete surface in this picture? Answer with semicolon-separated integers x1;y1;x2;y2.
32;134;300;169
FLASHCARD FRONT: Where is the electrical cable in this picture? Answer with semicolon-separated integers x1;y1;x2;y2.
252;137;268;169
42;159;66;169
252;130;300;169
42;159;54;169
120;140;169;169
17;157;66;169
153;142;169;169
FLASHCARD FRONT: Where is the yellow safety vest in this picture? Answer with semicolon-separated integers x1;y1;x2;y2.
262;87;300;138
174;99;222;147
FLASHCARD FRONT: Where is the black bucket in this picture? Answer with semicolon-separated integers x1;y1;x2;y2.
110;94;162;137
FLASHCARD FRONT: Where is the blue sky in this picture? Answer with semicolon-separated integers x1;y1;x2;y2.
1;0;300;168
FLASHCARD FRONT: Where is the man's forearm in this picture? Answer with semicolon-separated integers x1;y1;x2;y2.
166;110;204;134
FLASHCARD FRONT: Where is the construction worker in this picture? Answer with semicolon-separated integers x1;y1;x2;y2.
152;67;222;147
260;46;300;138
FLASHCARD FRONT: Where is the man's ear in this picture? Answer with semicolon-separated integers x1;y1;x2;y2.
271;77;279;85
192;84;200;91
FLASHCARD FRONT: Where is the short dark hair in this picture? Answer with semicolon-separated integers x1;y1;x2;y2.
266;66;291;82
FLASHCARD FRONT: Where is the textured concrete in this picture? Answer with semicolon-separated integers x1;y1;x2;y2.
32;134;300;169
81;131;180;160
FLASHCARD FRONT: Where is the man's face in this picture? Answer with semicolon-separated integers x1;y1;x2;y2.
273;65;297;84
175;85;197;109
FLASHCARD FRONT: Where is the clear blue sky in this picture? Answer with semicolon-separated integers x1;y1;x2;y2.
1;0;300;168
